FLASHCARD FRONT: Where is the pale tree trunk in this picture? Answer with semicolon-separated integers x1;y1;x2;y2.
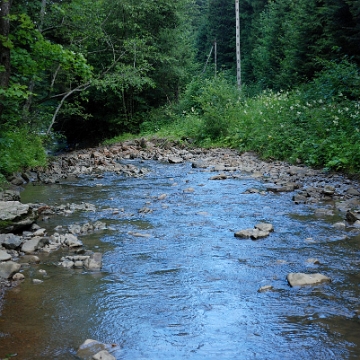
23;0;47;117
0;0;12;120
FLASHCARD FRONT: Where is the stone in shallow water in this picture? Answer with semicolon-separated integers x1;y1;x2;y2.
77;339;116;360
258;285;273;293
234;228;270;240
92;350;116;360
12;272;25;281
0;261;21;279
287;272;331;287
255;222;274;232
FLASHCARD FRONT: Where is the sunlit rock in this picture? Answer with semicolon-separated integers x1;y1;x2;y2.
287;272;331;287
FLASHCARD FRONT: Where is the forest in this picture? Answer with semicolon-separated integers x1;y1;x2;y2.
1;0;360;180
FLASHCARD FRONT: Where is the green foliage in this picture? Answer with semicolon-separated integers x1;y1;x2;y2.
147;63;360;174
0;130;47;174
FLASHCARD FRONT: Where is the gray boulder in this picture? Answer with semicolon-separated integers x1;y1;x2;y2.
21;237;49;254
0;201;38;233
287;272;331;287
0;261;21;279
0;233;23;249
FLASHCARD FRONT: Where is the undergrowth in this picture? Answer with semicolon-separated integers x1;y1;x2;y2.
139;60;360;174
0;129;47;177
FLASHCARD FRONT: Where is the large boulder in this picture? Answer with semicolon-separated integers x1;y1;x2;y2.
0;201;38;233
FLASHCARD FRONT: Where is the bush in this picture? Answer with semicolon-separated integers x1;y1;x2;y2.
0;130;47;175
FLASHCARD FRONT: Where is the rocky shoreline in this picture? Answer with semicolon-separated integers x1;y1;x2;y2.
1;137;360;358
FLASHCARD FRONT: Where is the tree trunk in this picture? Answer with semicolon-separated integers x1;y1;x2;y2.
0;0;12;119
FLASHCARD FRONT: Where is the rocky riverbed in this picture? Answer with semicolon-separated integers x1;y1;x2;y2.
1;137;360;358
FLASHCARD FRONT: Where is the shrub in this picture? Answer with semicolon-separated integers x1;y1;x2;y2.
0;130;47;175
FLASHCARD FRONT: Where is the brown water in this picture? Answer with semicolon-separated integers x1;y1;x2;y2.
0;160;360;359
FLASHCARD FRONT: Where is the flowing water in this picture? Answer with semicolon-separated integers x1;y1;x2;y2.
1;159;360;359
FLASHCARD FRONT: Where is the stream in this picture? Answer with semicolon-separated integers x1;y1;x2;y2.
0;159;360;359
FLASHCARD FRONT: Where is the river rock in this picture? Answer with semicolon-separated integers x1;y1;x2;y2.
255;222;274;233
21;236;49;254
0;261;21;279
59;233;83;248
266;183;298;192
346;210;360;223
32;278;43;284
287;272;331;287
168;156;184;164
0;233;23;249
323;185;335;196
93;350;116;360
234;228;270;240
258;285;273;292
12;272;25;281
19;255;40;264
84;253;102;271
0;250;11;261
209;174;227;180
0;201;38;233
234;223;273;240
77;339;113;360
191;160;208;169
0;190;20;201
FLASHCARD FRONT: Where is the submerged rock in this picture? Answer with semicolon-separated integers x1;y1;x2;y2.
287;272;331;287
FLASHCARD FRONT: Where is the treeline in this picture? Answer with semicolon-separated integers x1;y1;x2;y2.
0;0;195;178
197;0;360;90
1;0;360;177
